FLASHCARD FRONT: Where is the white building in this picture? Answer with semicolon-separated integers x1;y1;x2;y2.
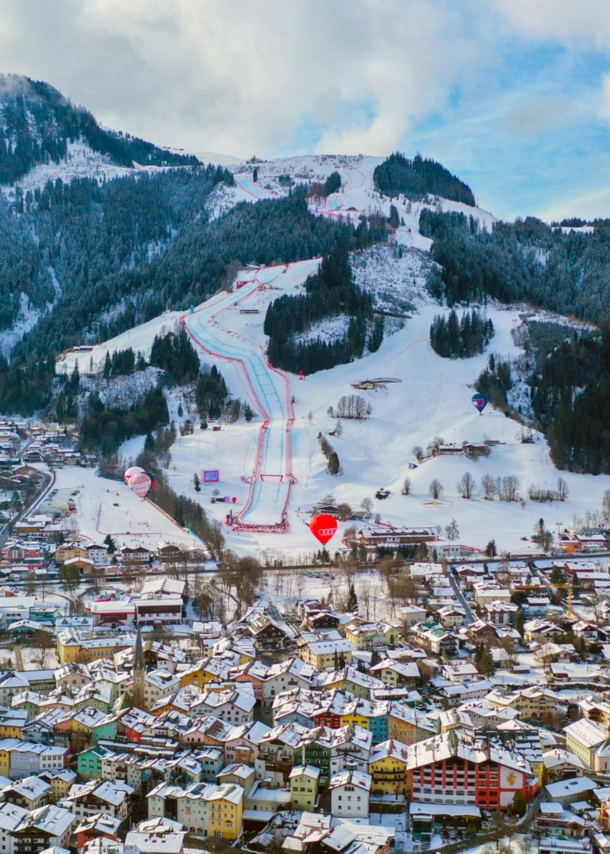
329;770;371;819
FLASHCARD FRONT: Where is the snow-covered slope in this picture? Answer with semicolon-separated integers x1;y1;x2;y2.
210;155;496;242
0;139;191;201
77;255;610;559
57;310;184;375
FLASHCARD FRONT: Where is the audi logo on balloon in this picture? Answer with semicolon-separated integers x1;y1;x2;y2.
310;514;338;545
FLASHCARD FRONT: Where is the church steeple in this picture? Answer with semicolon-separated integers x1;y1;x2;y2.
132;625;146;709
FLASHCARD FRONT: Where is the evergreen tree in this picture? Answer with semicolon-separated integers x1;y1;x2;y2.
346;583;358;612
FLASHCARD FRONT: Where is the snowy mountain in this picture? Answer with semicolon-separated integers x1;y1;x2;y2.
211;154;496;238
0;73;199;191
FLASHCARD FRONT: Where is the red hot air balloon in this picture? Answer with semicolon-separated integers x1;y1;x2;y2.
310;513;338;545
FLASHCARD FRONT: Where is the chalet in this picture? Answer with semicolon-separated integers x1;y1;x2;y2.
246;614;293;650
119;546;152;565
358;527;437;548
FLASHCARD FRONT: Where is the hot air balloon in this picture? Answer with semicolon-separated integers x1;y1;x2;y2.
124;466;145;480
310;513;338;545
471;393;488;414
126;471;155;499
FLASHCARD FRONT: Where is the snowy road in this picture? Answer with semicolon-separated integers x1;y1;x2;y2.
183;265;306;531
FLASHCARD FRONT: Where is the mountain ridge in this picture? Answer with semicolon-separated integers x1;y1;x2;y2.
0;73;200;186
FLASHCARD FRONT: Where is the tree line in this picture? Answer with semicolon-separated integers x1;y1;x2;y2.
531;330;610;474
422;208;610;324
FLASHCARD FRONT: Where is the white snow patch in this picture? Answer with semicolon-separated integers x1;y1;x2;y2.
295;314;350;345
1;140;133;200
45;465;202;550
0;292;43;358
57;311;183;375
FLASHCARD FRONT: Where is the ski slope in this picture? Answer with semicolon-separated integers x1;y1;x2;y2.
171;294;610;559
182;261;319;531
229;154;496;252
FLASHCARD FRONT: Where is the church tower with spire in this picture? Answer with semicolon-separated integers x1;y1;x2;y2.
132;625;146;710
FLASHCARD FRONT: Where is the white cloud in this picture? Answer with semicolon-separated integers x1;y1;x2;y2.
0;0;497;158
0;0;609;219
600;72;610;122
491;0;610;48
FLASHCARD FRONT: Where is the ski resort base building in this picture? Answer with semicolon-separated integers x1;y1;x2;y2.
406;732;538;809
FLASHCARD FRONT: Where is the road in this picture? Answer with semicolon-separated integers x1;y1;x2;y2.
448;571;475;624
0;467;54;550
182;264;312;533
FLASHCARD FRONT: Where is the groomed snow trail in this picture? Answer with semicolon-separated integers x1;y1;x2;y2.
183;264;303;532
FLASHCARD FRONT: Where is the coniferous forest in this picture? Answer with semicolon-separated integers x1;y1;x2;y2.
264;243;378;375
420;208;610;322
430;309;494;358
374;152;476;206
530;331;610;474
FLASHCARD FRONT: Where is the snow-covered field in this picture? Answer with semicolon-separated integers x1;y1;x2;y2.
43;466;201;550
62;249;610;560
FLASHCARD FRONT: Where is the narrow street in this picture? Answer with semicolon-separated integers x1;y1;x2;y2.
448;571;475;624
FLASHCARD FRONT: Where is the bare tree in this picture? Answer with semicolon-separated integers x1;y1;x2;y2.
427;435;445;456
535;518;553;552
361;497;373;519
401;477;411;496
503;475;521;502
359;580;371;620
603;489;610;523
557;477;569;501
457;471;475;499
429;479;444;500
334;420;343;437
482;474;497;500
336;395;372;420
412;445;424;463
295;569;306;600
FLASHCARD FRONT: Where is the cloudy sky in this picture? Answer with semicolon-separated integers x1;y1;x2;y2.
2;0;610;220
